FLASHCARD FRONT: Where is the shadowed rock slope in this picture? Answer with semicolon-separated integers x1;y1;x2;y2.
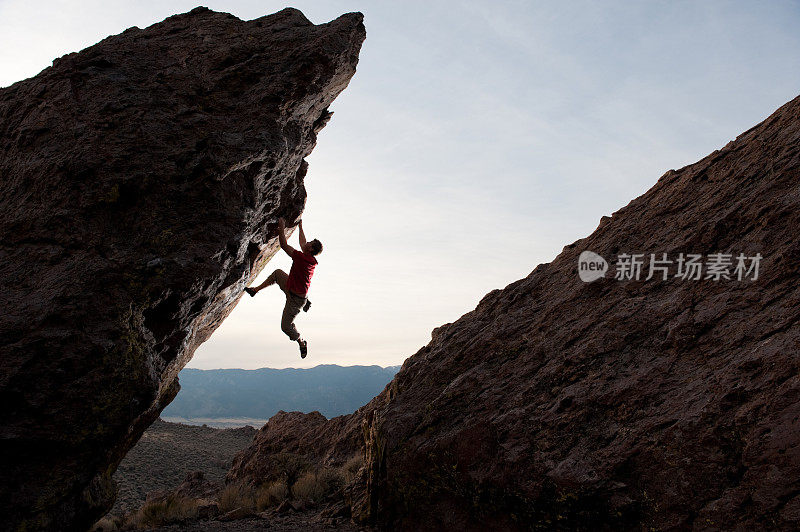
0;7;364;531
229;94;800;531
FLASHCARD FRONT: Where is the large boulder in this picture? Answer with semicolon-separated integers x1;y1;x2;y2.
0;7;364;531
229;94;800;530
228;410;363;484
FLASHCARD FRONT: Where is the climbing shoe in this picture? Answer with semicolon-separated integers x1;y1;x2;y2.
244;287;256;297
302;299;311;312
299;339;308;359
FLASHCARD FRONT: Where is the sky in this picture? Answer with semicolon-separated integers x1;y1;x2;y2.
2;1;799;370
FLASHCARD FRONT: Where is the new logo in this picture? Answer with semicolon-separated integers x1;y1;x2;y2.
578;251;608;282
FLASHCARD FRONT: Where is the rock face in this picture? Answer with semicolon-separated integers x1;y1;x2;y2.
0;7;364;531
229;94;800;531
229;410;365;483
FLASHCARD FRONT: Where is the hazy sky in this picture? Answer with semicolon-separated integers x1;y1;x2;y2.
2;1;799;369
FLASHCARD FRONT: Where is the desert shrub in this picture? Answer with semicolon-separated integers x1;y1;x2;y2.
130;493;198;528
218;482;256;514
291;468;344;502
291;471;326;502
272;452;310;486
341;454;363;483
255;480;289;510
319;467;345;492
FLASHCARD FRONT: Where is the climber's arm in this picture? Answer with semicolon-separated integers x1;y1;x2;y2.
298;219;307;248
277;218;296;257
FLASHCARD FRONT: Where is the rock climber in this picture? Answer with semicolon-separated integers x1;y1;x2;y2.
244;217;322;358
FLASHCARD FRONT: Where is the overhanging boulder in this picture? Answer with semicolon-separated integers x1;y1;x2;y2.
0;7;365;530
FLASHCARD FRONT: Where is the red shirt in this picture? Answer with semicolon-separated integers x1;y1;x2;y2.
287;249;317;296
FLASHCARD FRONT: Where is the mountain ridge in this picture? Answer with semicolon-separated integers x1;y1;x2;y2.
163;365;400;420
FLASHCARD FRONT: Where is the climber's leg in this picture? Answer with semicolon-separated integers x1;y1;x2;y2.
280;292;305;341
246;269;288;295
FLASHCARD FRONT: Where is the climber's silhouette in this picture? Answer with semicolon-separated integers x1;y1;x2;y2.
244;218;322;358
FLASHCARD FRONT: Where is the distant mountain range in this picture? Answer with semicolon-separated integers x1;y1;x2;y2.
161;365;400;421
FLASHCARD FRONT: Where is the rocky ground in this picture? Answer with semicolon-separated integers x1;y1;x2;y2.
137;514;366;531
100;419;369;531
111;419;257;516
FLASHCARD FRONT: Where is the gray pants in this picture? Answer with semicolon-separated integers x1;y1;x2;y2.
266;269;306;341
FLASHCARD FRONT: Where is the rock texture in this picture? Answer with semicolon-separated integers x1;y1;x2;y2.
0;7;364;531
229;410;365;484
229;94;800;531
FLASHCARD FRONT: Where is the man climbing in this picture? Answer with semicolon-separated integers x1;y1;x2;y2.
244;218;322;358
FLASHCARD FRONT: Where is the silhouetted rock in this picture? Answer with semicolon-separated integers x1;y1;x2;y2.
228;94;800;530
0;7;364;531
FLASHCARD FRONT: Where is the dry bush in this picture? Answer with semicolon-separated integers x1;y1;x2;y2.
217;482;256;514
341;454;363;483
255;480;289;510
291;471;325;502
90;516;121;531
129;493;198;528
319;467;345;492
291;468;344;502
272;452;310;486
